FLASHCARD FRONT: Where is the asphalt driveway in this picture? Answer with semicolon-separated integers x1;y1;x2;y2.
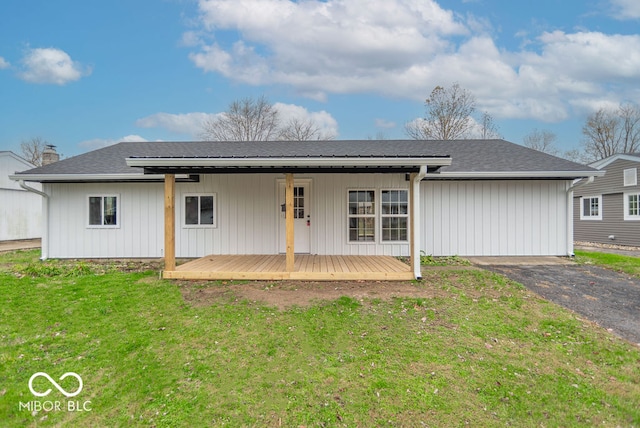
483;263;640;346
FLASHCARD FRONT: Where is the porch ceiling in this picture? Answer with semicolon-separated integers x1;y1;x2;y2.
136;165;445;174
126;155;452;175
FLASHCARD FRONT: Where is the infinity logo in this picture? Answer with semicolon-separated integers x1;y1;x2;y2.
28;372;83;398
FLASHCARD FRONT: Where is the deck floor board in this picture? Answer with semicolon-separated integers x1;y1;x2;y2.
169;254;413;280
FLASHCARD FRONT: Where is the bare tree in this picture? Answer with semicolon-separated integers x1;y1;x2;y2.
618;103;640;153
366;131;390;140
562;148;590;164
278;117;335;141
20;137;48;166
479;111;501;139
201;96;336;141
201;96;281;141
523;129;559;155
582;103;640;161
405;83;498;140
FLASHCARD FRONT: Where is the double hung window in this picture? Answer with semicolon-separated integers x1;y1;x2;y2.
348;189;409;242
348;190;375;242
624;192;640;220
580;196;602;220
381;190;408;241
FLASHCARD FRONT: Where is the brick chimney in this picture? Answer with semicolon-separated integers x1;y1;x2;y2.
42;144;60;166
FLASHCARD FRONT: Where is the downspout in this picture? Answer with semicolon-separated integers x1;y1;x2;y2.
411;165;428;279
19;180;49;260
566;176;595;257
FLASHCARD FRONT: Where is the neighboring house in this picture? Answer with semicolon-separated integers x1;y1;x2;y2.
11;140;601;280
573;153;640;247
0;151;42;241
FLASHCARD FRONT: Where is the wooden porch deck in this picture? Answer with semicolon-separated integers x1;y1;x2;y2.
163;254;414;281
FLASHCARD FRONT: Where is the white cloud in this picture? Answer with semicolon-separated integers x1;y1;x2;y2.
19;47;91;85
273;103;339;137
136;112;219;137
188;0;465;95
0;57;9;69
610;0;640;19
138;105;339;139
79;135;148;150
185;0;640;122
375;118;396;129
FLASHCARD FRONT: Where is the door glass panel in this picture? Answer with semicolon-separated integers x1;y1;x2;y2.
294;186;304;219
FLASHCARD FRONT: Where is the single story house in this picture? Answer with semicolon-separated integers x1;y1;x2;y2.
11;139;602;280
573;153;640;247
0;151;41;241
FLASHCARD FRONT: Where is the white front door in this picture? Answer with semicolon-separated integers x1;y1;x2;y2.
278;180;311;253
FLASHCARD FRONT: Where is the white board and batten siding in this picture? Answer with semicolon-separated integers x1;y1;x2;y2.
43;175;571;259
45;182;165;258
176;173;411;257
0;152;42;241
44;173;412;258
421;180;569;256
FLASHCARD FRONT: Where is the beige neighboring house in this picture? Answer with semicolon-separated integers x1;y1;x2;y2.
0;151;42;241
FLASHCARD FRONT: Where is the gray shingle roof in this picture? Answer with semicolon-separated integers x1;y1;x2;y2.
13;139;598;179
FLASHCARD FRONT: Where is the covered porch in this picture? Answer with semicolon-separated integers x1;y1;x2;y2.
164;254;414;281
125;143;452;281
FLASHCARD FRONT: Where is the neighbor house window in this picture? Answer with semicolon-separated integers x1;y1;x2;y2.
580;195;602;220
88;195;119;227
348;190;375;242
184;194;216;227
381;190;409;241
624;168;637;187
624;192;640;220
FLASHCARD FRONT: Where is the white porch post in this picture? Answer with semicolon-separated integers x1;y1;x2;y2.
411;166;427;279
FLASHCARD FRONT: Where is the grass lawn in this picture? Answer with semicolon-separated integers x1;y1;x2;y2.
575;250;640;278
1;250;639;427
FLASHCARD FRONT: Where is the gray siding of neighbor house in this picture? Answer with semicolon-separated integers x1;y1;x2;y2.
573;159;640;197
573;193;640;246
573;158;640;247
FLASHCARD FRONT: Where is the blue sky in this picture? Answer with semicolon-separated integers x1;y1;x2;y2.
1;0;639;159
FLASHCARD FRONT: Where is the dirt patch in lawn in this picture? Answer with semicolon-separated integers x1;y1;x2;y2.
178;279;456;310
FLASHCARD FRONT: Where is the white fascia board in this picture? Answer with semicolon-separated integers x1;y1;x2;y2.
589;154;640;169
125;157;453;168
427;170;606;179
9;173;166;182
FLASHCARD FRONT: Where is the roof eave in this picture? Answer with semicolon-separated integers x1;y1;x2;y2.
427;170;606;179
9;173;166;182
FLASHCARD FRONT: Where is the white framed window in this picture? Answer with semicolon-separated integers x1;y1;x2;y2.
580;195;602;220
184;194;217;227
624;168;637;187
381;190;409;241
348;190;375;242
88;195;119;228
624;192;640;220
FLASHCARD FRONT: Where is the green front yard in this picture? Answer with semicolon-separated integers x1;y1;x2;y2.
0;250;638;426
